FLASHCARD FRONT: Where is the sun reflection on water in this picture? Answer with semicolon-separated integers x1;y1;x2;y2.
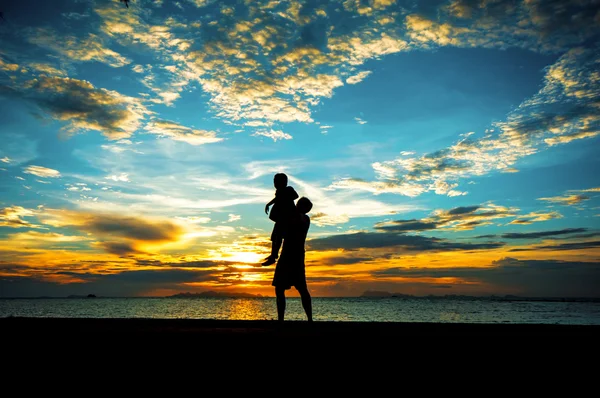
225;298;271;320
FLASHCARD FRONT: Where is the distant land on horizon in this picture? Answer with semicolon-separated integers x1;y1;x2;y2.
359;290;600;302
1;290;599;302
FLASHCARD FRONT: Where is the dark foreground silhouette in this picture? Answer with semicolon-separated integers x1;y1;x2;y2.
4;317;598;364
3;317;597;338
272;196;313;322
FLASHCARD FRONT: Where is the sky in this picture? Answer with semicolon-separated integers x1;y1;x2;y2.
0;0;599;298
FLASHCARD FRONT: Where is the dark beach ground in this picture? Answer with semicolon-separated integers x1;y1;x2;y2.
3;316;598;338
4;317;599;365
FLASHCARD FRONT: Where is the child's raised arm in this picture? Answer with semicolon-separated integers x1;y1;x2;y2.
265;197;276;214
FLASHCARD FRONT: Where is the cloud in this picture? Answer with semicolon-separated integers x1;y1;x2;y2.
146;120;223;145
329;43;600;197
308;231;504;252
88;1;412;131
289;175;421;226
579;187;600;193
0;157;11;163
35;0;592;151
511;241;600;252
346;70;372;84
374;203;519;233
23;165;61;178
538;194;590;206
329;178;427;197
537;186;600;207
374;219;438;232
8;231;89;243
0;58;20;72
0;268;220;298
252;129;293;141
28;29;130;68
39;209;186;255
319;256;376;266
0;206;38;228
3;0;599;146
372;257;600;297
24;76;149;140
430;203;517;231
27;63;66;77
227;214;241;222
376;202;563;233
95;241;140;256
509;211;563;225
106;173;130;182
176;216;211;224
62;12;90;20
412;1;599;52
501;228;588;239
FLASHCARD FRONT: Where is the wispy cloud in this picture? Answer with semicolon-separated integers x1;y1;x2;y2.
146;120;223;145
23;165;61;178
28;29;131;68
538;194;590;206
8;231;89;243
106;173;130;182
289;175;421;226
252;129;292;141
538;186;600;206
509;211;563;225
501;228;588;239
375;203;519;232
309;231;504;252
346;71;372;85
0;206;39;228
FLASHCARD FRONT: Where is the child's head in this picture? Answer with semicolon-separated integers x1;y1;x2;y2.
297;197;312;214
273;173;288;189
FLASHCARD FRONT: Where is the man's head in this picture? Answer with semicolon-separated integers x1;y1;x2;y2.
274;173;288;189
297;197;312;214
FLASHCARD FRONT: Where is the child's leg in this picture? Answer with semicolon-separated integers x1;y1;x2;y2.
262;224;282;265
270;222;283;258
271;234;282;258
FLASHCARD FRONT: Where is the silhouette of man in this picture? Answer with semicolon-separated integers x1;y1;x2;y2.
271;197;313;322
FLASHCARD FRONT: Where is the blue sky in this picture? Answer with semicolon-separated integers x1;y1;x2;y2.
0;0;599;297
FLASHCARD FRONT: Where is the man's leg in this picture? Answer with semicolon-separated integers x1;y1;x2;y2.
297;284;313;322
275;286;286;322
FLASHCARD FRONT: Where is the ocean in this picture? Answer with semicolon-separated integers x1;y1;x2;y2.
1;297;599;324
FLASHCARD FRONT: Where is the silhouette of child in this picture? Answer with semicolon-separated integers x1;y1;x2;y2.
262;173;298;266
